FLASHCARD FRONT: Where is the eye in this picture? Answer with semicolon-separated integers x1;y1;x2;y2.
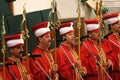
16;46;22;49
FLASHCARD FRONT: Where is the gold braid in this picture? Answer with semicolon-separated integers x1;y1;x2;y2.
94;41;107;80
17;62;28;80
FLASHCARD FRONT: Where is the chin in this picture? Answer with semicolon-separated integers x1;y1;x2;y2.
19;54;23;58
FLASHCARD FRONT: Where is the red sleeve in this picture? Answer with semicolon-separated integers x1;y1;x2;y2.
29;58;47;80
80;44;97;75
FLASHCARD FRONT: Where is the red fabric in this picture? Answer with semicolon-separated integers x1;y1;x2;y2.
103;12;119;20
80;38;112;80
29;47;52;80
59;22;73;28
56;43;77;80
107;33;120;80
7;58;33;80
0;67;13;80
85;18;99;24
32;22;48;32
5;33;21;40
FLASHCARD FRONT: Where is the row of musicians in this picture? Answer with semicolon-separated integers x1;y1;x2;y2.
0;12;120;80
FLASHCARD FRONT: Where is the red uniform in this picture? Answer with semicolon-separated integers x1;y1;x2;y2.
0;67;13;80
56;43;80;80
80;38;112;80
29;47;54;80
7;57;33;80
107;33;120;80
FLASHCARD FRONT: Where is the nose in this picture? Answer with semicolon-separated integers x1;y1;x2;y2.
20;47;24;51
49;36;51;40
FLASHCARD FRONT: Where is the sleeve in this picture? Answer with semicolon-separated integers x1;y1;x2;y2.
29;58;46;80
56;48;73;79
80;44;97;75
103;39;115;70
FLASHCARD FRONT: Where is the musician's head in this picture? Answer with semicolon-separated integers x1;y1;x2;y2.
103;12;120;33
5;33;24;58
59;22;75;45
85;18;100;41
32;22;51;49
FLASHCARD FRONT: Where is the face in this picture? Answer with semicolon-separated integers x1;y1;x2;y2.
38;34;51;48
111;22;120;33
102;11;109;17
10;46;24;58
89;29;100;41
63;31;75;45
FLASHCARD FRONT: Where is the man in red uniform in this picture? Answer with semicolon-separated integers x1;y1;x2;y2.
29;22;58;80
56;22;86;80
80;18;113;80
5;33;33;80
103;12;120;80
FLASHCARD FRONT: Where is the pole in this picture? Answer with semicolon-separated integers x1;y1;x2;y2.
77;0;81;62
1;15;6;80
49;0;60;79
76;0;84;80
21;4;30;74
49;0;60;64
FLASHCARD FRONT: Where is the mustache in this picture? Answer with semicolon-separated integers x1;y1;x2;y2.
19;51;24;54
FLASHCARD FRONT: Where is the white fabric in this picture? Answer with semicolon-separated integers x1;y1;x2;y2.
86;24;99;31
7;39;24;47
35;28;50;37
104;17;119;24
59;26;73;35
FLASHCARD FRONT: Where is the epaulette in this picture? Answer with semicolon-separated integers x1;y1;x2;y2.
104;32;113;39
80;35;89;42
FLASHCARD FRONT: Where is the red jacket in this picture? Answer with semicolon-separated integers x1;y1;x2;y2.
107;33;120;80
56;43;78;80
29;47;53;80
7;57;34;80
80;38;112;80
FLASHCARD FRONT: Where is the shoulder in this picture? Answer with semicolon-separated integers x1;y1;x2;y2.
32;47;42;54
104;32;113;39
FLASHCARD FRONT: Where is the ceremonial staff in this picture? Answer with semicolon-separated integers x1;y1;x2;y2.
21;4;30;74
96;0;112;80
1;15;6;80
96;0;99;16
96;0;107;36
76;0;84;80
49;0;60;64
49;0;60;79
77;0;81;64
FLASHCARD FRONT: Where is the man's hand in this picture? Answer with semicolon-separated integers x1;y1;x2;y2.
51;64;58;72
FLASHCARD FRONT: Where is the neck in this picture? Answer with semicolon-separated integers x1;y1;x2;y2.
37;44;48;50
63;41;72;46
89;37;99;42
10;55;21;62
